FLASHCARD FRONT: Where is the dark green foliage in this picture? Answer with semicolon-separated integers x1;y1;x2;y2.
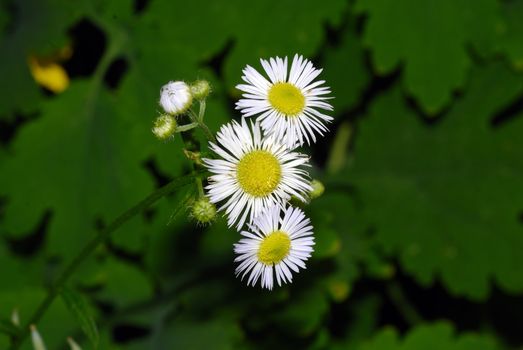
1;0;523;348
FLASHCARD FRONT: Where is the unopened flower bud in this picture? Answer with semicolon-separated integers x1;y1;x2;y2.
159;81;192;115
31;325;47;350
67;337;82;350
190;80;211;100
191;197;216;226
152;114;177;140
309;179;325;199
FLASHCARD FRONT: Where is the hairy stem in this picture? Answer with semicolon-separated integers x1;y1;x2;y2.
176;122;199;132
196;177;205;197
10;172;202;349
188;107;216;143
198;99;206;121
198;121;216;144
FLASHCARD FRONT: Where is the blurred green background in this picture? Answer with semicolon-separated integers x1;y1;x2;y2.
1;0;523;349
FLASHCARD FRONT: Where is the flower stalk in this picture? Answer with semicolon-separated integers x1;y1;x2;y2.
9;172;204;350
188;100;215;143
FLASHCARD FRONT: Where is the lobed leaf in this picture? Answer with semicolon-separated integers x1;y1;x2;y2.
355;0;502;114
358;322;501;350
345;61;523;299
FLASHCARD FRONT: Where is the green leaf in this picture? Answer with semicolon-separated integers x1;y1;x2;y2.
335;295;381;348
497;0;523;71
86;258;153;308
361;327;398;349
355;0;502;114
62;259;151;347
313;225;341;259
358;322;501;350
0;80;155;259
0;245;43;291
127;317;244;350
60;286;99;349
345;61;523;299
308;190;375;288
322;20;370;113
219;0;349;92
271;289;329;337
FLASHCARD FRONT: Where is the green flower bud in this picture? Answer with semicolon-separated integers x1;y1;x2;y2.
152;114;177;140
309;179;325;199
191;197;216;226
190;80;211;100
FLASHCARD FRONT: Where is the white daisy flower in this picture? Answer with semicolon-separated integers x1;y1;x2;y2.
159;81;192;116
236;54;333;148
234;205;315;290
203;119;311;230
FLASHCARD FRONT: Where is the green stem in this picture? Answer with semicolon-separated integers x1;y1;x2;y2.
198;99;206;121
326;121;352;175
198;120;216;144
386;280;423;326
10;173;202;350
196;177;204;197
188;106;216;143
167;187;195;225
176;122;199;132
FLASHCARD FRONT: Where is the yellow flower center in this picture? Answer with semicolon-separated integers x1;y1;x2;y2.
268;82;305;116
237;150;281;197
258;231;291;265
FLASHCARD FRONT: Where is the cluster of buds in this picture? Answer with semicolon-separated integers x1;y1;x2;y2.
151;80;211;140
153;79;217;225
